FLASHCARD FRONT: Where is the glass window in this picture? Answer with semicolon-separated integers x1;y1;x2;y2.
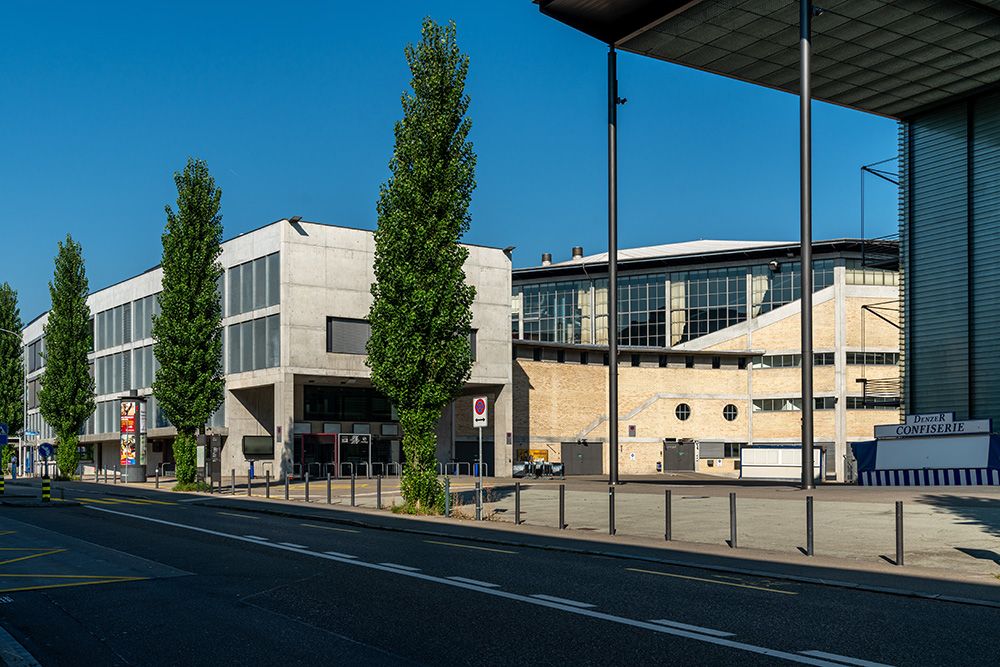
241;265;253;315
253;317;266;370
723;404;738;421
253;257;267;311
675;403;691;420
228;265;241;316
266;314;280;368
267;252;280;306
846;352;899;365
240;321;253;372
617;273;666;347
520;280;592;345
229;324;241;373
670;267;746;344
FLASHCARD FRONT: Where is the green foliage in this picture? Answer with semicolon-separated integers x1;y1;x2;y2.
367;18;477;509
38;235;95;477
1;444;13;474
0;283;24;439
152;158;225;485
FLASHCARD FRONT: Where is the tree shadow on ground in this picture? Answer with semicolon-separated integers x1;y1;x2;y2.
913;494;1000;540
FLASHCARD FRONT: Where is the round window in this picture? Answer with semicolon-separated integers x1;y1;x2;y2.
723;404;738;421
675;403;691;421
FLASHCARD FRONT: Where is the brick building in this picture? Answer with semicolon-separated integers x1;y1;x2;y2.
500;239;899;482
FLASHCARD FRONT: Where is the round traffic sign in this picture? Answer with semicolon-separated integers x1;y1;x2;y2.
38;442;54;458
474;398;486;415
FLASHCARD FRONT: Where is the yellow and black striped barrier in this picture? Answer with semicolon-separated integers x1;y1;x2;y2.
42;477;50;503
0;474;5;495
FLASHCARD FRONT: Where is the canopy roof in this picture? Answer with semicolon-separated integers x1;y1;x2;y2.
538;0;1000;119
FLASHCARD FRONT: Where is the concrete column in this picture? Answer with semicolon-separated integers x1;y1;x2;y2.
834;265;847;481
493;383;514;477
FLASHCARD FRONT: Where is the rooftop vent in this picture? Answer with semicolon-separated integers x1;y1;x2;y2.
572;246;584;259
541;253;552;266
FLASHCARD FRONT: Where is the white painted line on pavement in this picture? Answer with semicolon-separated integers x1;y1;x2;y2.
243;535;268;541
279;542;308;549
447;576;500;588
379;563;420;571
800;650;895;667
531;594;595;608
324;551;357;559
179;497;226;502
84;506;889;667
650;619;734;637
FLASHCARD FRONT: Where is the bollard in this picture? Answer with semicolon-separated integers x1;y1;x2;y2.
104;468;108;484
266;470;270;499
377;475;382;509
896;501;904;566
806;496;814;556
327;473;332;505
42;477;50;503
155;470;159;489
515;481;521;525
729;492;737;548
609;485;616;536
350;473;355;507
231;469;235;495
445;477;451;517
665;489;672;541
305;472;310;503
248;467;253;496
95;469;98;483
559;484;565;529
114;465;118;484
284;474;289;501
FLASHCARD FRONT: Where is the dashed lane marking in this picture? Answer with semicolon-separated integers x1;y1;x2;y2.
300;523;359;534
243;535;268;541
530;594;595;608
424;540;516;554
324;551;357;559
447;576;500;588
799;651;895;667
217;512;259;519
650;619;735;637
627;568;798;595
379;563;420;571
279;543;308;549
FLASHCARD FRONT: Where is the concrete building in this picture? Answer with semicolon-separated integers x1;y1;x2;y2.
22;219;513;480
507;239;900;482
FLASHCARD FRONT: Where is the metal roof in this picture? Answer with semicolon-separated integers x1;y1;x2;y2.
537;239;791;268
538;0;1000;119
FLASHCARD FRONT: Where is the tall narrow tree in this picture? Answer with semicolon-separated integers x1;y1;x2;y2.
38;236;95;477
152;157;225;487
368;17;477;509
0;283;25;471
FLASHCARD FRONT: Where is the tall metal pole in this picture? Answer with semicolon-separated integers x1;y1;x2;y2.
800;0;815;490
608;45;620;486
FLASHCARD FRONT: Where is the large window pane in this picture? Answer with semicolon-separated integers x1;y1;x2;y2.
240;321;253;372
266;314;280;367
267;253;280;306
253;317;266;370
229;325;241;373
228;265;241;316
253;257;267;310
241;263;253;315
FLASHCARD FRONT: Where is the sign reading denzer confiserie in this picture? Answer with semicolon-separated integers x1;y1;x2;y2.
874;412;992;439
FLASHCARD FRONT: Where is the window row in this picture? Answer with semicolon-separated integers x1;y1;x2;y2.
26;338;44;373
513;259;850;347
752;353;836;369
845;352;899;366
228;315;280;374
228;252;279;317
752;397;895;411
94;295;161;352
327;317;477;361
673;403;739;421
700;442;744;459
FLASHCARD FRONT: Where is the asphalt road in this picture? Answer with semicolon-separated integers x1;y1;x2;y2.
0;487;996;666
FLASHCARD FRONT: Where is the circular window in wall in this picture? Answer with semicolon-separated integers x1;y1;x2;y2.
723;404;739;421
675;403;691;421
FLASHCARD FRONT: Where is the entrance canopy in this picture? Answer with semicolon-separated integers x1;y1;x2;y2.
538;0;1000;119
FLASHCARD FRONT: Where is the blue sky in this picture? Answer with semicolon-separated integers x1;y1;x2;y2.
2;1;898;321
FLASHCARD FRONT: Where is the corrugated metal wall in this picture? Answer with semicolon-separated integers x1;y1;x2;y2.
902;92;1000;422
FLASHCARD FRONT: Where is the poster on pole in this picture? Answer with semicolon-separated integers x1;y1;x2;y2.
120;400;138;465
472;396;488;429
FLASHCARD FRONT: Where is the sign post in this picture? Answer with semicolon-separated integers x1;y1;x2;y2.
472;397;488;521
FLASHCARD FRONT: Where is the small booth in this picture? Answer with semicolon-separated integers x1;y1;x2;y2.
852;413;1000;486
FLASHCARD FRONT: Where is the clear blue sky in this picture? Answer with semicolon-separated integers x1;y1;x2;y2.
2;1;898;321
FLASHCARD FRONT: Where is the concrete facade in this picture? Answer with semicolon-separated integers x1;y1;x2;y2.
22;219;512;481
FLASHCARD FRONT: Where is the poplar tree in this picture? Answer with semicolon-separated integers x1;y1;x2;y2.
0;283;24;471
152;157;225;487
38;236;95;477
368;18;477;510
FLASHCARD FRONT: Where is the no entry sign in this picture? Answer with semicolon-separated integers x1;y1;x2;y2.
473;396;488;429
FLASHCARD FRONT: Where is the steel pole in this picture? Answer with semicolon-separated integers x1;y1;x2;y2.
608;45;620;486
800;0;815;490
477;426;483;521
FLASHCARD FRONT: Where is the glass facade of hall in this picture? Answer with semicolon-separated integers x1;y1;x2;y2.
512;259;861;346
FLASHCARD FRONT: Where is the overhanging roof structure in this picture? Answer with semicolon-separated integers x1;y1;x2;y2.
538;0;1000;119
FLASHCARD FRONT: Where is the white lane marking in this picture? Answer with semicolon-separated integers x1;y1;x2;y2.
800;651;895;667
324;551;357;559
244;535;268;541
447;576;500;588
84;506;882;667
279;542;308;549
179;497;226;502
531;594;595;608
379;563;420;571
650;619;734;637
